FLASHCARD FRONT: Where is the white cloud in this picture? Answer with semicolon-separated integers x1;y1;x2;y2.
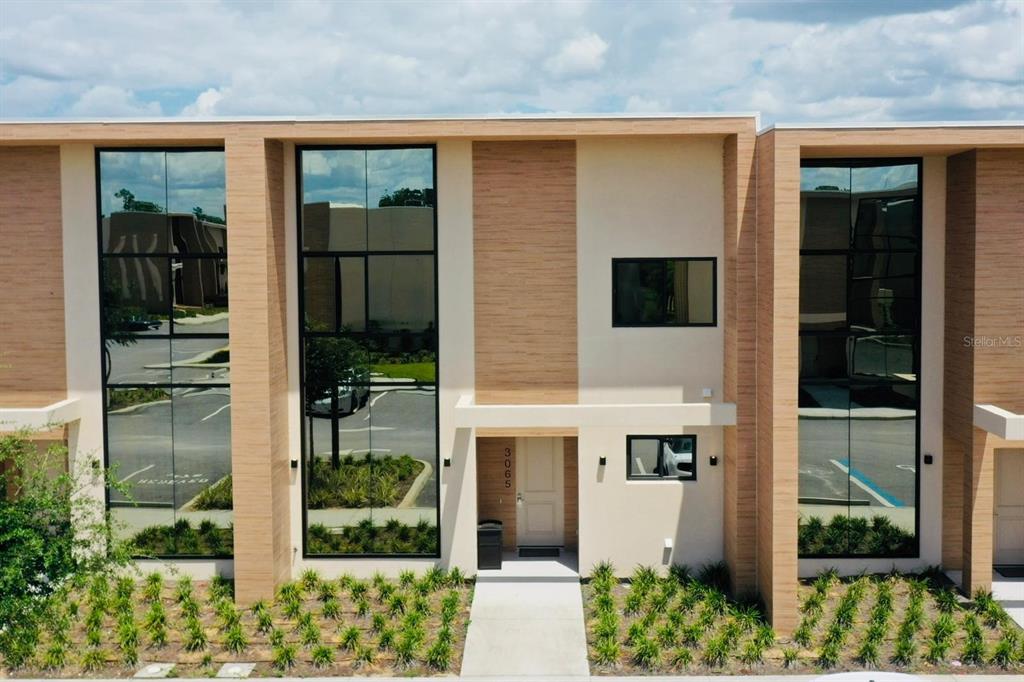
544;33;609;78
0;0;1020;124
181;88;225;117
69;85;161;117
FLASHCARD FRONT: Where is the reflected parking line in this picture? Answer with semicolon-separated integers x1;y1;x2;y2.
201;403;231;422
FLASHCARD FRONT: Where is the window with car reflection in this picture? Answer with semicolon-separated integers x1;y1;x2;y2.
299;146;439;556
798;159;921;558
98;149;232;557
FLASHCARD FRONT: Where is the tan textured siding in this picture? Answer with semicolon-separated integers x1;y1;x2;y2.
755;131;800;634
226;138;291;603
722;131;759;597
472;141;578;404
476;437;517;551
944;149;1024;591
0;146;66;408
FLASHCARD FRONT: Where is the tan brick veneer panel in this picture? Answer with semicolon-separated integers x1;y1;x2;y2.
943;149;1024;592
722;130;759;597
0;147;66;408
755;131;800;635
476;437;517;551
227;138;291;603
564;436;579;550
472;141;578;404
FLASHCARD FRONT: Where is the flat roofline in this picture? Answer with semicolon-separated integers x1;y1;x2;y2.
760;120;1023;135
1;112;760;125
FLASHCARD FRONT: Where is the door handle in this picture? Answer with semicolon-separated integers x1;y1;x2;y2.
516;492;523;505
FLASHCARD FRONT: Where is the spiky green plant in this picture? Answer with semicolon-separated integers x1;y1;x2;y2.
593;635;620;666
183;617;208;652
300;621;321;647
269;627;286;648
223;622;248;654
142;572;163;602
340;625;361;651
425;639;452;670
377;626;396;651
272;643;297;670
311;644;334;668
80;647;107;672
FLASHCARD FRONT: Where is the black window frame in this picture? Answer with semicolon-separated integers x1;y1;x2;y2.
95;146;233;560
296;144;441;560
626;434;698;481
611;257;718;328
798;157;922;560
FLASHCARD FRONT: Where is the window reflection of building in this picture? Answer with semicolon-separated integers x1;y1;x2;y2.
798;162;920;558
298;147;440;558
98;149;233;558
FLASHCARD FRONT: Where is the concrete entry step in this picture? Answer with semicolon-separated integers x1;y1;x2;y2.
462;557;589;677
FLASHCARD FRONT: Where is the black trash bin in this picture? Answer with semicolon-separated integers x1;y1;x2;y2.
477;520;503;570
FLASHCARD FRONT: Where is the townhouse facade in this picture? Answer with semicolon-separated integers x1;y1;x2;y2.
0;116;1021;632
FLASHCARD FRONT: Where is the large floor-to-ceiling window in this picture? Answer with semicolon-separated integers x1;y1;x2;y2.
798;159;921;558
298;146;439;557
99;148;232;557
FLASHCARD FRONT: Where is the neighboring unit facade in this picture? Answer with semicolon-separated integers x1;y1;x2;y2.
1;116;1021;632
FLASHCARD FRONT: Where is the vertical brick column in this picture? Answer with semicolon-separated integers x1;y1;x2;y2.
226;136;291;603
754;131;800;635
722;131;759;598
946;149;1024;594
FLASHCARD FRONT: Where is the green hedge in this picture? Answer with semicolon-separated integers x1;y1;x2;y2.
799;514;915;556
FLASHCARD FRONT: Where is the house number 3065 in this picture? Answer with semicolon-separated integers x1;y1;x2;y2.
503;447;512;488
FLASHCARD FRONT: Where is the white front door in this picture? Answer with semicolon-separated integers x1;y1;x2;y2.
515;437;565;547
995;449;1024;565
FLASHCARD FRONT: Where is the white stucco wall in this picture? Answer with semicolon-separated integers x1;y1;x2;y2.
575;137;726;576
799;155;945;577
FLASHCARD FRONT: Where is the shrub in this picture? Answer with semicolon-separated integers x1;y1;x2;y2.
80;647;107;672
991;630;1020;667
782;647;800;668
697;561;731;592
0;433;132;668
269;628;285;648
310;644;334;668
300;568;321;592
143;572;163;602
190;475;233;510
377;626;396;651
671;647;693;667
317;580;337;602
425;639;453;670
183;618;208;652
272;643;297;670
340;625;361;651
818;641;841;669
632;636;661;668
42;642;68;670
299;622;321;647
739;640;765;665
593;635;620;665
223;623;248;654
321;597;341;620
354;645;375;666
702;635;730;667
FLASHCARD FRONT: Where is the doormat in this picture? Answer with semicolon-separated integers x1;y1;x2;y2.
995;565;1024;578
519;546;560;558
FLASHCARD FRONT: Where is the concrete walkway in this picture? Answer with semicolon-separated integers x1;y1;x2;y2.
946;569;1024;629
991;569;1024;628
461;554;590;677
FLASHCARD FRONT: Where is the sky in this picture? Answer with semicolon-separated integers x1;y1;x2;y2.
0;0;1021;125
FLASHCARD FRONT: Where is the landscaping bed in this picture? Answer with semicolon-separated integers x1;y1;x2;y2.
584;563;1024;675
4;568;472;677
308;454;425;509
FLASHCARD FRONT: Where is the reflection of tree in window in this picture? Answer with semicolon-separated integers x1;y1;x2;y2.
114;188;162;213
377;187;435;207
304;335;368;470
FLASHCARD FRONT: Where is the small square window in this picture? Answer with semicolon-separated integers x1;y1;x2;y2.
627;435;697;480
612;258;716;327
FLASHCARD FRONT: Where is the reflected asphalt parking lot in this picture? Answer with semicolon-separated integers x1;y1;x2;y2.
109;385;438;511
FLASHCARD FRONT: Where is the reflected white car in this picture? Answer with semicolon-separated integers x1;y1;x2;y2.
659;440;694;477
307;371;370;417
